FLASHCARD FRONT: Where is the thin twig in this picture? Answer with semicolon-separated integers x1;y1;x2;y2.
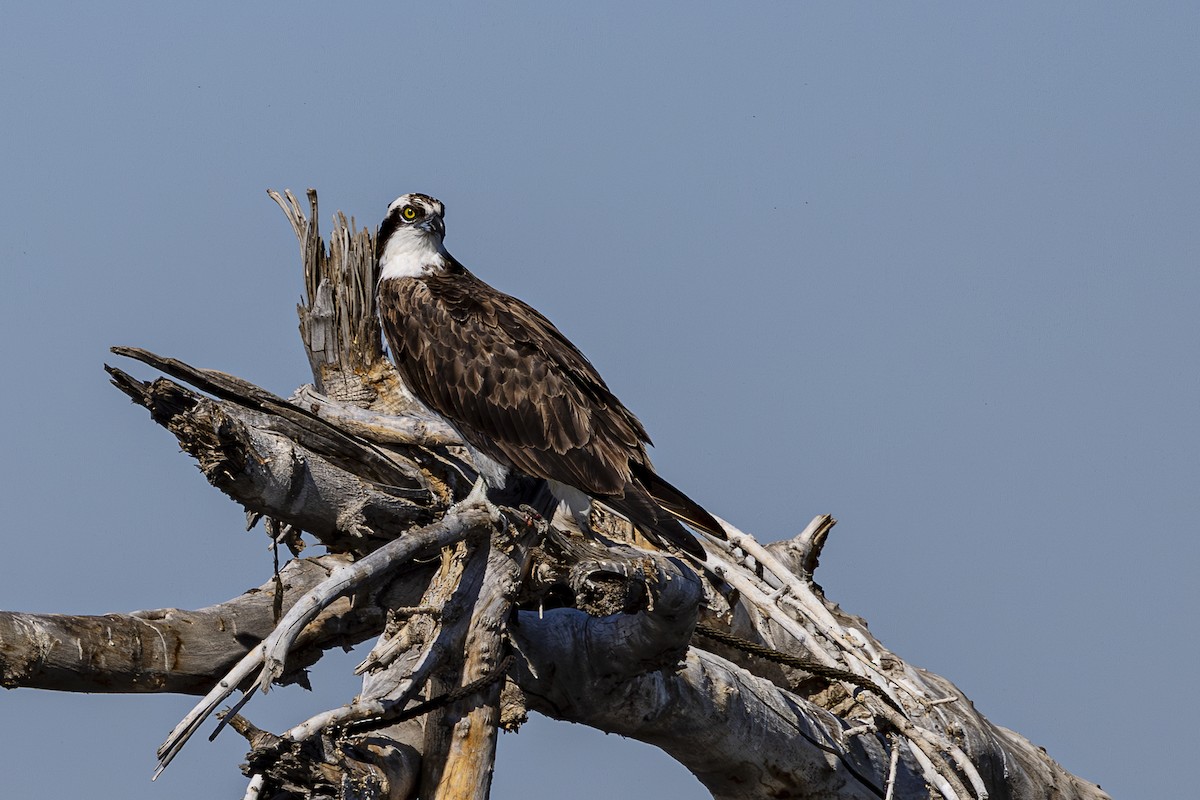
257;498;498;693
287;542;490;742
154;646;264;777
883;734;900;800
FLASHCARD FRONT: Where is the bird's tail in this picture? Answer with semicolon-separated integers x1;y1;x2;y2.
629;463;728;542
600;488;708;560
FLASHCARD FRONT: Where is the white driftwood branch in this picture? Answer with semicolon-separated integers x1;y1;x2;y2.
284;540;489;740
107;361;441;553
241;772;266;800
512;612;885;800
423;522;541;800
700;516;990;799
155;498;499;775
155;643;267;777
256;498;498;693
294;384;462;448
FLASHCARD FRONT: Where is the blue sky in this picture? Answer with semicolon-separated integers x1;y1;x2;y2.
1;4;1196;798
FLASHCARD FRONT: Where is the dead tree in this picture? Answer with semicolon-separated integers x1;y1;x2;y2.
0;190;1111;800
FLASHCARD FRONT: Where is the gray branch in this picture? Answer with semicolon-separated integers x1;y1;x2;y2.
106;364;443;554
0;554;430;694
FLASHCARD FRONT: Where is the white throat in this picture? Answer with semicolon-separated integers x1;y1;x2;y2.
378;229;450;280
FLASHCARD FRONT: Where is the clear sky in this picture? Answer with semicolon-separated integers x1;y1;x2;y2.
1;4;1195;798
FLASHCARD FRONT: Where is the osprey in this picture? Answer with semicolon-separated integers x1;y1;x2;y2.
375;193;724;559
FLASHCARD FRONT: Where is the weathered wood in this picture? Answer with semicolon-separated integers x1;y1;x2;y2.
273;188;415;416
156;499;500;774
509;529;1103;800
0;188;1113;800
0;555;397;694
272;188;386;402
420;522;541;800
294;384;462;448
108;350;430;494
107;368;440;554
514;620;890;800
281;540;489;742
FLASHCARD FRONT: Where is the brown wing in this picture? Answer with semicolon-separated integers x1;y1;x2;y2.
379;266;725;558
379;269;649;496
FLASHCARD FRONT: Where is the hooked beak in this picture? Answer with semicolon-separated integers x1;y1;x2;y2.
421;216;446;238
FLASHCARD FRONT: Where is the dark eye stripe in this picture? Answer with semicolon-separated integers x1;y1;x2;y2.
377;199;433;260
377;205;415;255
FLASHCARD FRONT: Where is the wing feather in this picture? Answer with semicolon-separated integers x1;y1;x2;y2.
379;272;640;496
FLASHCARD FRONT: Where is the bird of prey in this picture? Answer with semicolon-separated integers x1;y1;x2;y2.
375;193;724;559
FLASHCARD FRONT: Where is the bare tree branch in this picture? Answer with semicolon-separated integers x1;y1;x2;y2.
0;555;401;694
106;367;443;554
156;497;501;775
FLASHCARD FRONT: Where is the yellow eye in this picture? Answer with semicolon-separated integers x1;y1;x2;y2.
401;205;418;221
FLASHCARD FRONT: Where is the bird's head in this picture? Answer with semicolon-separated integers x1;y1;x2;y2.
377;193;449;280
